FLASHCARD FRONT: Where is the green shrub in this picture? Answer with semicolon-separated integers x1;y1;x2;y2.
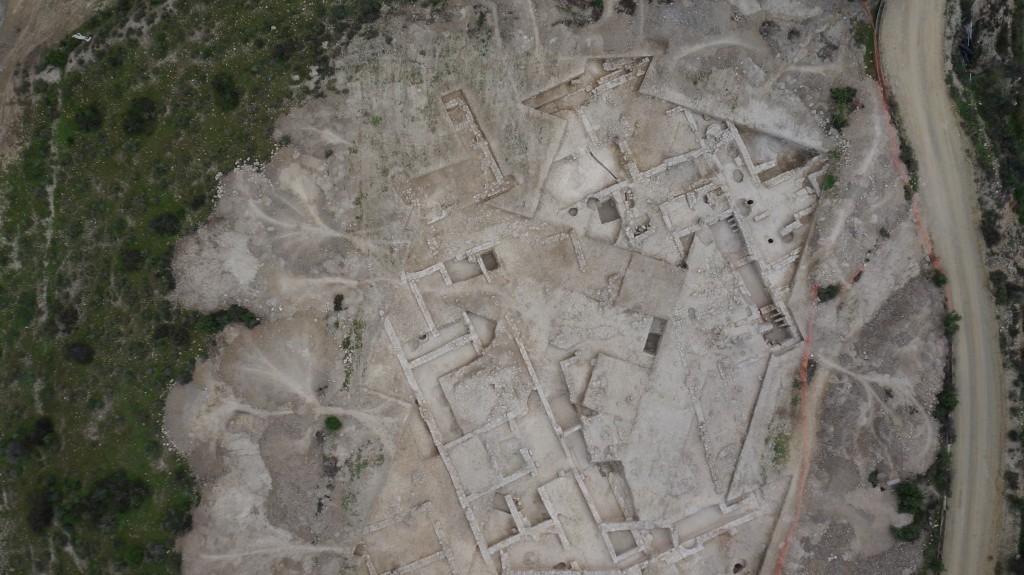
324;415;342;431
3;417;59;466
895;481;925;515
831;110;848;130
25;479;59;534
929;447;953;496
771;432;790;465
892;521;922;541
853;20;876;79
829;87;857;131
943;311;963;336
119;248;146;271
936;388;959;412
210;72;241;111
122;96;159;136
822;173;837;190
43;41;75;70
60;470;151;528
12;290;37;330
818;283;841;302
72;103;104;132
197;305;260;333
830;87;857;105
149;212;181;235
65;342;95;365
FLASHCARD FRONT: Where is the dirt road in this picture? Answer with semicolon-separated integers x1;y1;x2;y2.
879;1;1005;572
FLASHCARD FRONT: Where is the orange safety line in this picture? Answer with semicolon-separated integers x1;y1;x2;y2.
862;0;949;309
861;0;909;185
773;283;819;575
774;6;954;569
846;265;864;288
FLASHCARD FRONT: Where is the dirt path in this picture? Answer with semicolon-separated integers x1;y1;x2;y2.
879;1;1005;572
0;0;95;159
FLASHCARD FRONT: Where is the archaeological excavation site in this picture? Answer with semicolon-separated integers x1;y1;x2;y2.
163;1;951;573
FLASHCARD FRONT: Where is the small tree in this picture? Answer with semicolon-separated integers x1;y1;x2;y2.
943;311;962;336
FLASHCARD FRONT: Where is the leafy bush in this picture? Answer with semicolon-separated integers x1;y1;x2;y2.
210;72;241;111
197;305;260;333
818;283;841;302
56;306;79;331
42;40;75;70
12;290;37;330
830;87;857;105
895;481;925;515
26;480;59;534
60;470;151;529
936;388;959;412
943;311;963;336
929;447;953;496
65;342;95;365
324;415;342;431
892;521;922;541
771;432;790;464
153;322;192;346
830;87;857;131
822;173;837;190
831;109;849;130
72;103;104;132
122;96;159;136
119;248;146;271
853;20;876;78
149;212;181;235
3;417;58;465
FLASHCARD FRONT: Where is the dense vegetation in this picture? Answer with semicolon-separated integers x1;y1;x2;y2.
951;0;1024;229
0;0;388;571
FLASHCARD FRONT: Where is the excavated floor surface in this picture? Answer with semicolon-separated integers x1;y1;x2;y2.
164;1;948;573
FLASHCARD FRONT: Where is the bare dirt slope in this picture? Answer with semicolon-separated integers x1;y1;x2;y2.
880;1;1006;572
0;0;95;159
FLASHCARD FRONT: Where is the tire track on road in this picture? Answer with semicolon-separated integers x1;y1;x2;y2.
879;2;1006;572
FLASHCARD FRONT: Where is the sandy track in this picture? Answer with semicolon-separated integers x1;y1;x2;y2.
879;1;1005;572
